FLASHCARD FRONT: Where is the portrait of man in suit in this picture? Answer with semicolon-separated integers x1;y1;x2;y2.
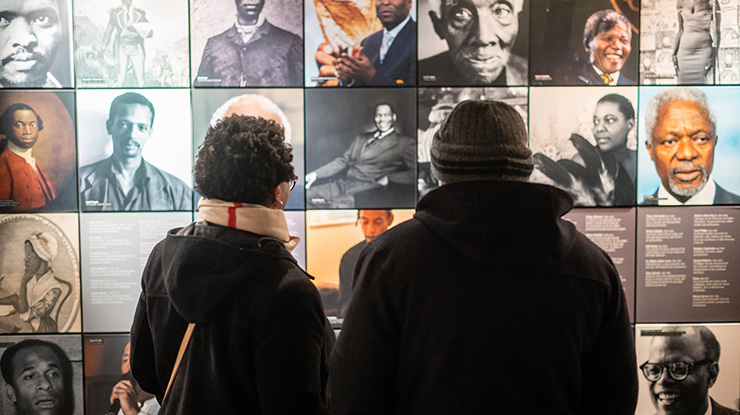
333;0;416;86
577;9;634;86
305;103;415;208
642;87;740;205
194;0;303;87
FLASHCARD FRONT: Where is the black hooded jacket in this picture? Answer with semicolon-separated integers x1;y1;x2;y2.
131;221;334;414
329;180;638;414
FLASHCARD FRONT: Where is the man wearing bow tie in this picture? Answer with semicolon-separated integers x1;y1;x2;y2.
194;0;303;87
305;103;416;208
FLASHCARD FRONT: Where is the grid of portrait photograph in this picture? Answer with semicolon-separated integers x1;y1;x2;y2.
1;0;740;413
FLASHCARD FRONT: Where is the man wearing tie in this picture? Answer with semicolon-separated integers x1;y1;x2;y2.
334;0;416;86
305;103;416;208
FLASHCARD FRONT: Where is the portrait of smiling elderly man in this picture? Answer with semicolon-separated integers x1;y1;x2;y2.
577;9;634;85
642;87;740;205
641;326;739;415
419;0;526;86
0;0;72;88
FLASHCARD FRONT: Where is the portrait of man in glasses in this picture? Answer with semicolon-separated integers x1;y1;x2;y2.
640;326;739;415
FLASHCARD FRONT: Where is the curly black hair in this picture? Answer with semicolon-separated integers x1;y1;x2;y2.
193;115;295;205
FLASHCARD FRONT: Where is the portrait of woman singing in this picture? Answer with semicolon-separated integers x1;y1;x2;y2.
673;0;721;84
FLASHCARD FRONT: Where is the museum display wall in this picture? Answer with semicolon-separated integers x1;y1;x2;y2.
0;0;739;412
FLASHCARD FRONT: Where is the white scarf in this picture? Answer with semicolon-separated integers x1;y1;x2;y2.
197;198;300;252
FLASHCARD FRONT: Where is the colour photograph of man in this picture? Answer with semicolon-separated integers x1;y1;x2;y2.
305;0;416;86
191;89;305;209
639;87;740;205
0;336;82;415
74;0;189;87
530;1;638;86
77;90;192;212
192;0;303;87
529;86;638;206
635;325;740;415
306;209;412;317
418;0;527;86
0;92;77;213
0;214;81;333
305;89;416;209
0;0;73;88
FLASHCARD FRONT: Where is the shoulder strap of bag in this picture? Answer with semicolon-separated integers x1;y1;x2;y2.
163;322;195;403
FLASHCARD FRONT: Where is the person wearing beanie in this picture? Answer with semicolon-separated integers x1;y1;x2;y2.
329;100;638;414
0;232;68;333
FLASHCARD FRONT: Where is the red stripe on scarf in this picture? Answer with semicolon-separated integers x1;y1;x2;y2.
227;203;243;228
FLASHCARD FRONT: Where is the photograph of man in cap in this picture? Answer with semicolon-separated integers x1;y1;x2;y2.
330;100;637;413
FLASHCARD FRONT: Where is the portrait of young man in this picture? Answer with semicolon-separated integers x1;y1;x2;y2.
0;91;77;213
418;0;528;86
191;0;303;87
77;90;192;212
0;0;74;88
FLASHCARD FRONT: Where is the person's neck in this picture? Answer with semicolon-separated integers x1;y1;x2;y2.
237;13;260;26
609;145;632;163
383;14;409;32
111;154;143;177
35;264;50;279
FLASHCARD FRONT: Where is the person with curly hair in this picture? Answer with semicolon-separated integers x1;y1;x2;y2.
130;114;334;414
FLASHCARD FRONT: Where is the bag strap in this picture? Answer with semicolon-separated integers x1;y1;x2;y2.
163;322;195;403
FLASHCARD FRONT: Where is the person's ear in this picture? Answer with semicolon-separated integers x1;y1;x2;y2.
627;119;635;131
388;213;394;226
106;118;113;135
271;185;284;209
707;361;719;388
430;11;446;40
5;384;17;403
645;140;655;162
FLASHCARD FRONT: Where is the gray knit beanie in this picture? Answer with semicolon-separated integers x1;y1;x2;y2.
431;100;533;183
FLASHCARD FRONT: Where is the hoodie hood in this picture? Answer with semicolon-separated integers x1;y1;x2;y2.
414;180;577;267
158;222;307;323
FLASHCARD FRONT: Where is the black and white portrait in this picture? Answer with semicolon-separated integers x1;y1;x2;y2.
0;335;83;415
191;0;303;87
305;88;416;209
191;89;305;209
0;214;80;333
0;0;74;88
418;0;528;86
417;87;527;198
530;0;638;86
76;90;192;212
529;86;638;206
635;324;740;415
73;0;189;87
0;91;77;213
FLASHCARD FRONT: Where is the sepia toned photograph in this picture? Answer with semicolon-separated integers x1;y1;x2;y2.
84;334;160;415
191;0;303;87
0;91;77;213
0;334;83;415
74;0;190;87
305;88;417;209
638;86;740;205
191;89;305;210
0;214;81;334
530;0;639;86
76;89;192;212
418;87;527;198
529;86;639;206
0;0;75;89
640;0;736;85
306;209;413;318
418;0;529;86
305;0;417;87
635;324;740;415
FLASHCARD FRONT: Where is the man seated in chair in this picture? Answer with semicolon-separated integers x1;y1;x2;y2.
0;232;67;333
305;103;415;208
